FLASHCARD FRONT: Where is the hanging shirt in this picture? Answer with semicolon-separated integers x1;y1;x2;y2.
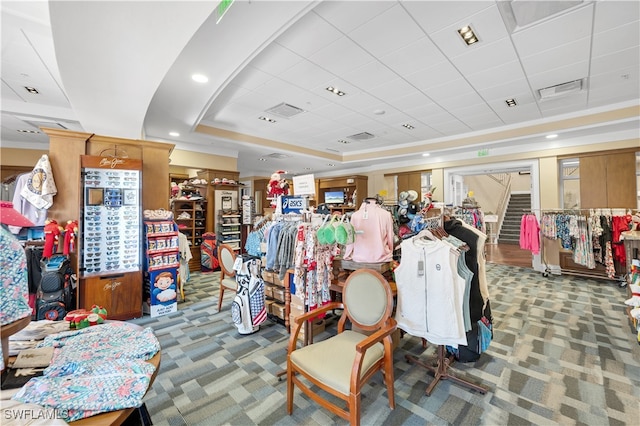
20;154;57;210
344;201;394;263
10;174;47;234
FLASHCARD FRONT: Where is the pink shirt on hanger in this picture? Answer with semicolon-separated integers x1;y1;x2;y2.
344;200;394;263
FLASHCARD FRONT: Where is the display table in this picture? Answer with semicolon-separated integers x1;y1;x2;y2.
70;351;160;425
1;315;31;373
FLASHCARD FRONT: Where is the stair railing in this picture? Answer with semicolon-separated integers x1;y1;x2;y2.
495;174;512;241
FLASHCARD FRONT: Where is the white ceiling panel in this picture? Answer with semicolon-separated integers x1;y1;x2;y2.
527;61;589;93
308;36;375;76
370;77;421;104
379;36;447;76
495;103;543;124
403;1;494;34
342;60;399;92
593;0;640;32
312;1;395;34
511;4;594;57
279;59;336;91
449;37;518;78
519;37;591;77
591;20;640;57
467;61;528;93
274;10;343;58
423;78;476;103
228;66;273;91
591;45;640;76
406;61;464;92
250;42;304;76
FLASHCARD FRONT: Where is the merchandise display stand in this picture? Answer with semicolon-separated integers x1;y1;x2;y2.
405;346;488;396
143;220;180;316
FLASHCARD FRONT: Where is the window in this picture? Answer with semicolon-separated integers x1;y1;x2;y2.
560;158;580;209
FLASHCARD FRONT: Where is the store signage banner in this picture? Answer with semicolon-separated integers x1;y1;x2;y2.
282;196;306;213
292;174;315;195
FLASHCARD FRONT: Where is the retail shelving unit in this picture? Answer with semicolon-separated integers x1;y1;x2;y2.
172;199;207;271
218;212;242;251
143;220;180;317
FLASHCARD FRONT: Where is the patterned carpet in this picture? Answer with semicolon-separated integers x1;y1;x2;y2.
129;264;640;426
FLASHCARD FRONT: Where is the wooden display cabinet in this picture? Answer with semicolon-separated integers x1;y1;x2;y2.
78;273;142;320
316;175;368;213
172;199;207;271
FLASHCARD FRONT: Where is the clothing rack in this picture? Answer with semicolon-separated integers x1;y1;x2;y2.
403;212;489;396
525;208;632;283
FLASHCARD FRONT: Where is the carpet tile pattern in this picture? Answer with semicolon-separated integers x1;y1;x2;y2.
129;264;640;425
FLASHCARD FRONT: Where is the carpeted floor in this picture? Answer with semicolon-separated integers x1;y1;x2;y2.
129;264;640;425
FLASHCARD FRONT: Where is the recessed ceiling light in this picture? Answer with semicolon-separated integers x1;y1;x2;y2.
303;167;312;170
326;86;346;96
505;98;517;107
546;134;558;139
422;153;430;157
338;139;350;144
259;158;267;162
327;163;335;167
258;116;276;123
24;86;39;94
402;124;415;130
17;129;39;133
458;25;479;45
169;131;180;137
191;74;208;83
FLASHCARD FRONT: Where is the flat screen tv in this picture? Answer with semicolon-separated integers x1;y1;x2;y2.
324;191;344;204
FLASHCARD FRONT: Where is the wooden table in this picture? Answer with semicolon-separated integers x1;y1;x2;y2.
1;315;31;373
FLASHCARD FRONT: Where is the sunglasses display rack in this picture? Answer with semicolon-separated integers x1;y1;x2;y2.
78;155;143;320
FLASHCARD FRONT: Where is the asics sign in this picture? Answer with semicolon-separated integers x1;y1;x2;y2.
282;196;305;213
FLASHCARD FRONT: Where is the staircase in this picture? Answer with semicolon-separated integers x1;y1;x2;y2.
498;193;531;245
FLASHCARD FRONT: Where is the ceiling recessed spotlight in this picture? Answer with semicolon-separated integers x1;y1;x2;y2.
303;167;312;171
17;129;39;133
326;86;346;96
327;163;336;167
191;74;208;83
169;131;180;137
546;134;558;139
338;139;350;144
259;158;267;162
258;116;276;123
457;25;479;46
422;153;430;157
24;86;39;94
402;124;415;130
505;98;517;107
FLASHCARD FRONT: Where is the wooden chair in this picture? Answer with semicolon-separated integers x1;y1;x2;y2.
287;269;397;426
217;244;238;312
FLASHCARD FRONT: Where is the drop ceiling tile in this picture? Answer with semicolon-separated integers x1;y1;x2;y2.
404;101;448;120
466;61;527;92
404;1;494;34
348;4;425;58
309;36;375;76
429;119;471;135
379;36;447;76
342;60;399;92
335;90;382;112
511;4;593;57
589;64;639;104
335;112;374;128
279;59;336;91
423;78;476;103
520;37;591;77
410;125;441;140
312;1;395;34
484;90;538;109
230;66;274;91
370;77;421;104
313;102;360;122
250;42;304;75
275;10;343;57
438;91;485;112
406;61;464;92
494;103;543;124
593;0;640;33
591;45;640;76
461;114;504;131
527;61;589;93
449;37;518;79
591;20;640;57
389;91;437;112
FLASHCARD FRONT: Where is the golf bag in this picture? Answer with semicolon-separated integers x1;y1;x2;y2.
36;254;75;321
231;256;266;335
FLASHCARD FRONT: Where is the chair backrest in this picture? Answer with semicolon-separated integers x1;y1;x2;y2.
342;269;393;332
218;244;236;277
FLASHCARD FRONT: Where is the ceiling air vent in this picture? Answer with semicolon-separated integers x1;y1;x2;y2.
538;79;583;100
266;153;290;159
265;102;305;118
347;132;375;141
23;120;68;130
